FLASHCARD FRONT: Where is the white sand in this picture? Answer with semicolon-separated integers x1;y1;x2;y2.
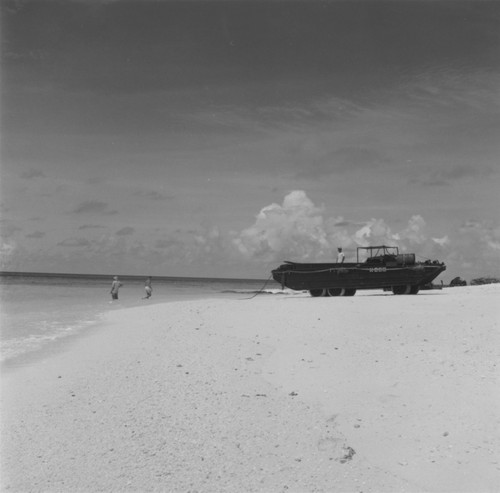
1;285;499;492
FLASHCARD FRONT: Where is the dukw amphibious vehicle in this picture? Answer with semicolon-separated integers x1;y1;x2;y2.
272;245;446;296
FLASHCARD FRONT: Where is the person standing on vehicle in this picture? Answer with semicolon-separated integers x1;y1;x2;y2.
337;247;345;263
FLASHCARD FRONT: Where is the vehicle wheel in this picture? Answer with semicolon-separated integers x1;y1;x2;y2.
309;289;326;297
344;289;356;296
327;288;345;297
410;286;420;294
392;285;411;295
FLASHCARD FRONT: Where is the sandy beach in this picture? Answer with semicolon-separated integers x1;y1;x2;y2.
2;285;499;492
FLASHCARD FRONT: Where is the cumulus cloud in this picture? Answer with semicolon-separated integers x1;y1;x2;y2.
234;190;462;263
353;218;395;246
394;215;427;244
432;235;449;247
234;191;329;261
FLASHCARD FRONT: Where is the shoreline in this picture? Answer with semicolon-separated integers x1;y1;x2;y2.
2;285;499;492
0;281;268;369
0;290;247;372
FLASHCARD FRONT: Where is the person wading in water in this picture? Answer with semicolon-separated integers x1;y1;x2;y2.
110;276;123;301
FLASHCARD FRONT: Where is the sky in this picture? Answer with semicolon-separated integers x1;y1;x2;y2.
1;0;499;281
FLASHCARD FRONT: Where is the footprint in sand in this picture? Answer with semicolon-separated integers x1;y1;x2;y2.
317;415;356;463
317;437;356;463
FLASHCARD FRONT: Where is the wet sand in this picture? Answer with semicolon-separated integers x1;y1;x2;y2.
2;285;499;492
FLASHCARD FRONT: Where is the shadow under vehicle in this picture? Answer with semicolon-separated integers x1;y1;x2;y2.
271;245;446;297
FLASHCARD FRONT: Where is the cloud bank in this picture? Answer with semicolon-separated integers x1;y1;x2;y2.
232;191;499;280
234;191;439;263
2;190;498;281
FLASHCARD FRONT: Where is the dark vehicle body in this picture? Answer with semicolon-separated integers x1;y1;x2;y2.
272;245;446;296
450;276;467;287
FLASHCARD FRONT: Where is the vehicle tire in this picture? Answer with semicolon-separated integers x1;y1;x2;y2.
392;285;411;295
344;289;356;296
309;289;326;297
410;286;420;294
327;288;345;297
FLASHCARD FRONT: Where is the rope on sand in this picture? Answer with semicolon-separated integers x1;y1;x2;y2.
240;273;274;300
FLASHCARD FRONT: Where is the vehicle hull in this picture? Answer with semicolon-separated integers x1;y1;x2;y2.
272;261;446;293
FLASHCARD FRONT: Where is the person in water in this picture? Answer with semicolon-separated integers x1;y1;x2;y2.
337;247;345;263
110;276;123;300
143;277;152;299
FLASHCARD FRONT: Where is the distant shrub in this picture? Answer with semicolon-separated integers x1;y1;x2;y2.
450;276;467;287
470;277;500;285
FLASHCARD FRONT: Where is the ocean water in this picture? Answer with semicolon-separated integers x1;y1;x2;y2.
0;273;279;365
